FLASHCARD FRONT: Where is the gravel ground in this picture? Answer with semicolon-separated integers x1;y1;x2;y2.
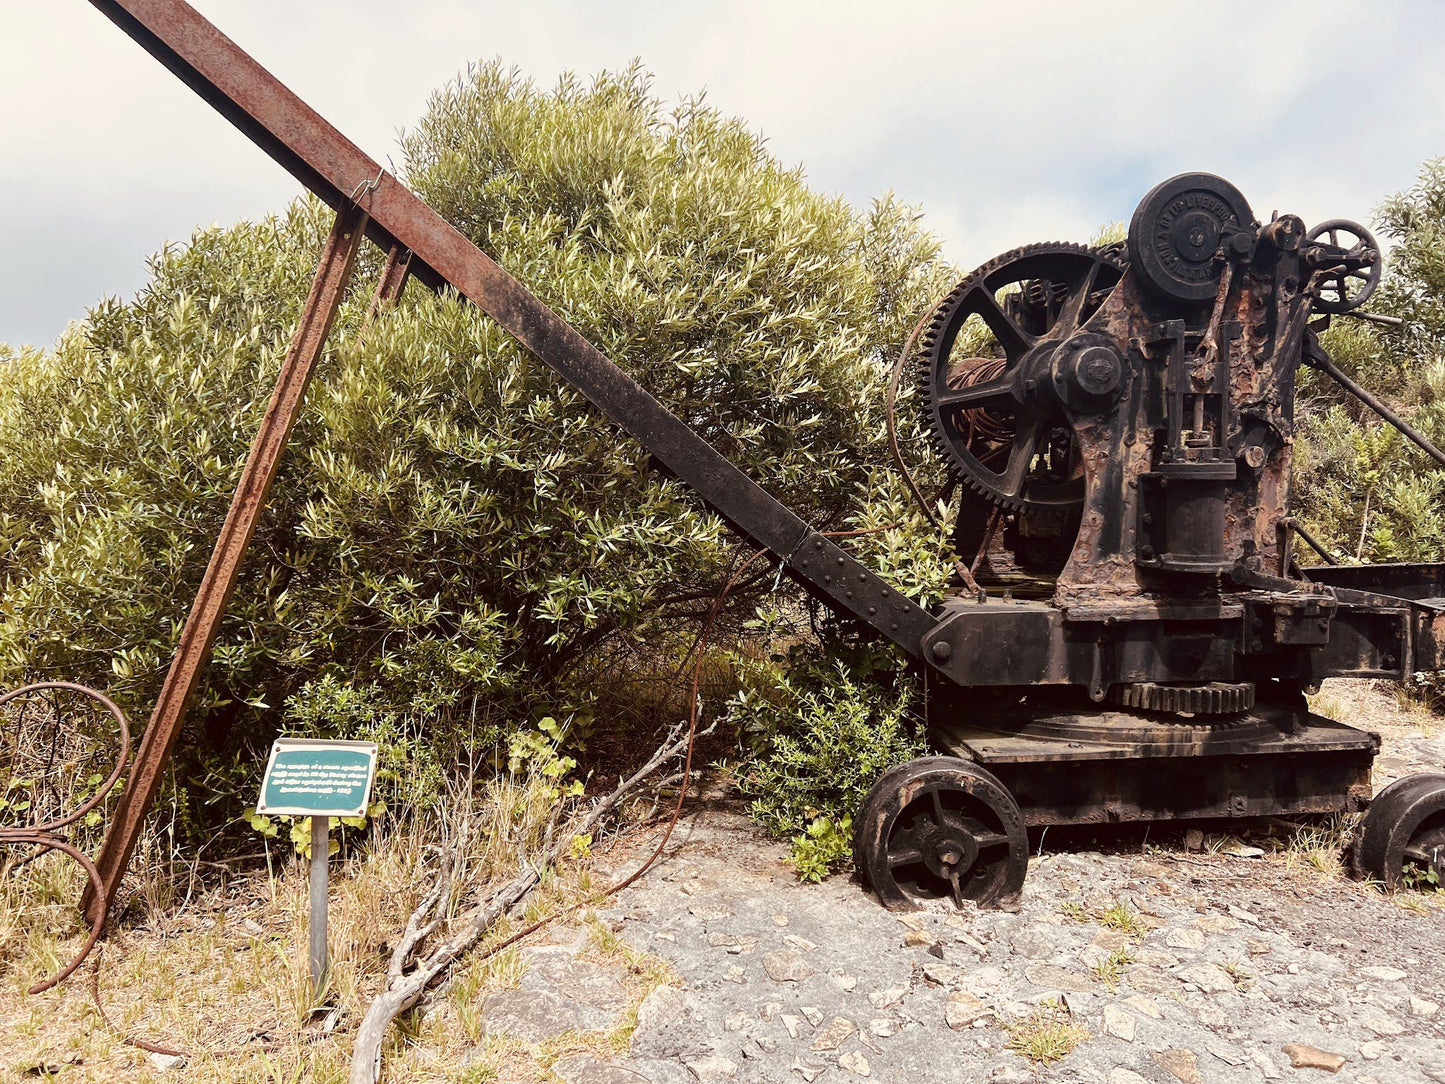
479;683;1445;1084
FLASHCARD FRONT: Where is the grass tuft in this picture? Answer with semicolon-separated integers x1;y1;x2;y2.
1097;901;1147;940
1090;948;1135;990
1004;1000;1089;1064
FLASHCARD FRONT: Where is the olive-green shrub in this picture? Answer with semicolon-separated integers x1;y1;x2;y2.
0;63;955;834
727;638;925;879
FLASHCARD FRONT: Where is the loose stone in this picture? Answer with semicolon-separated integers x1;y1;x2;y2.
1191;915;1241;934
1360;1013;1403;1036
763;949;814;983
1165;928;1206;950
682;1055;738;1082
1176;963;1234;993
1207;1041;1246;1066
1151;1047;1203;1084
810;1016;857;1052
945;991;991;1031
1281;1043;1347;1073
1102;1004;1136;1042
868;986;908;1009
1124;994;1163;1019
837;1050;871;1076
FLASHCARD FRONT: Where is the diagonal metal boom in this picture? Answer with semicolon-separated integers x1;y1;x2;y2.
86;0;931;645
81;0;937;912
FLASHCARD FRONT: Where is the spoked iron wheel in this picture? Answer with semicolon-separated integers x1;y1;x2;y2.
854;756;1028;910
1306;219;1382;315
918;244;1124;514
1354;773;1445;891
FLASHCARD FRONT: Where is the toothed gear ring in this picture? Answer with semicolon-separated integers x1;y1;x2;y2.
918;244;1124;513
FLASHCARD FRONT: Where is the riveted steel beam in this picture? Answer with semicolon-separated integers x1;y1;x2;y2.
81;0;936;914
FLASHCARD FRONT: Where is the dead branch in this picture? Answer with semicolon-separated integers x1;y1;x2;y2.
348;718;714;1084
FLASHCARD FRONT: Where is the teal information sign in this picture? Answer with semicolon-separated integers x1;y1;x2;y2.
257;738;378;818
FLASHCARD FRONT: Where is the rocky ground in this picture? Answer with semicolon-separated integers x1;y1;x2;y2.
478;684;1445;1084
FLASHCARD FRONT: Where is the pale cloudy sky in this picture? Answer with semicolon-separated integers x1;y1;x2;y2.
2;1;1443;347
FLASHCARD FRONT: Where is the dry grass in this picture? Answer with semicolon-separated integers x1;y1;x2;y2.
1276;814;1355;879
1310;677;1438;737
0;766;672;1083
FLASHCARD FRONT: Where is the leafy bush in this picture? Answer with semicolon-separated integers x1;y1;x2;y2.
0;63;954;838
729;644;924;879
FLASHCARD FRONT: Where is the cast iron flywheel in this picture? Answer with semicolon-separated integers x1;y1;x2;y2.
854;756;1028;910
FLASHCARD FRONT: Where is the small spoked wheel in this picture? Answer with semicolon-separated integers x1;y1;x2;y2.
854;756;1028;910
1306;219;1382;314
1354;773;1445;891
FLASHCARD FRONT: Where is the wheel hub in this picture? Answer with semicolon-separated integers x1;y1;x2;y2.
921;820;979;880
854;757;1029;911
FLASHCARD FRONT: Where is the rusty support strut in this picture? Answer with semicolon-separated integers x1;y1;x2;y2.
84;207;368;921
367;243;413;322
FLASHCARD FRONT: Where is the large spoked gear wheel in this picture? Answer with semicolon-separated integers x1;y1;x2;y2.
854;756;1029;910
918;244;1124;513
1353;773;1445;891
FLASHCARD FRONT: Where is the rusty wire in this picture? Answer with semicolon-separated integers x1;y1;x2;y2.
0;682;130;994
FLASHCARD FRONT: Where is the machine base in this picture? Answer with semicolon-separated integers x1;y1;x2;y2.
929;701;1378;828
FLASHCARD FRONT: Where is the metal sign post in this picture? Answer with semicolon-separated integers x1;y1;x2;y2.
309;814;330;987
256;738;378;991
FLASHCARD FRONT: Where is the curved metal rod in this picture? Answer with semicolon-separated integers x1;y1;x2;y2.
0;681;130;992
6;830;108;993
0;681;131;833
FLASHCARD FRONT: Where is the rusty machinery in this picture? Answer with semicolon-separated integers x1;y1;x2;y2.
4;4;1445;979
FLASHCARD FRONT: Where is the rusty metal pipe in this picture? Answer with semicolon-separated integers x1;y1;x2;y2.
1304;333;1445;469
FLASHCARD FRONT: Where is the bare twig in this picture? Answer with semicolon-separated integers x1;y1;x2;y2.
347;717;714;1084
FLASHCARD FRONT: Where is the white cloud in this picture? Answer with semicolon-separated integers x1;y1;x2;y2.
2;0;1442;345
